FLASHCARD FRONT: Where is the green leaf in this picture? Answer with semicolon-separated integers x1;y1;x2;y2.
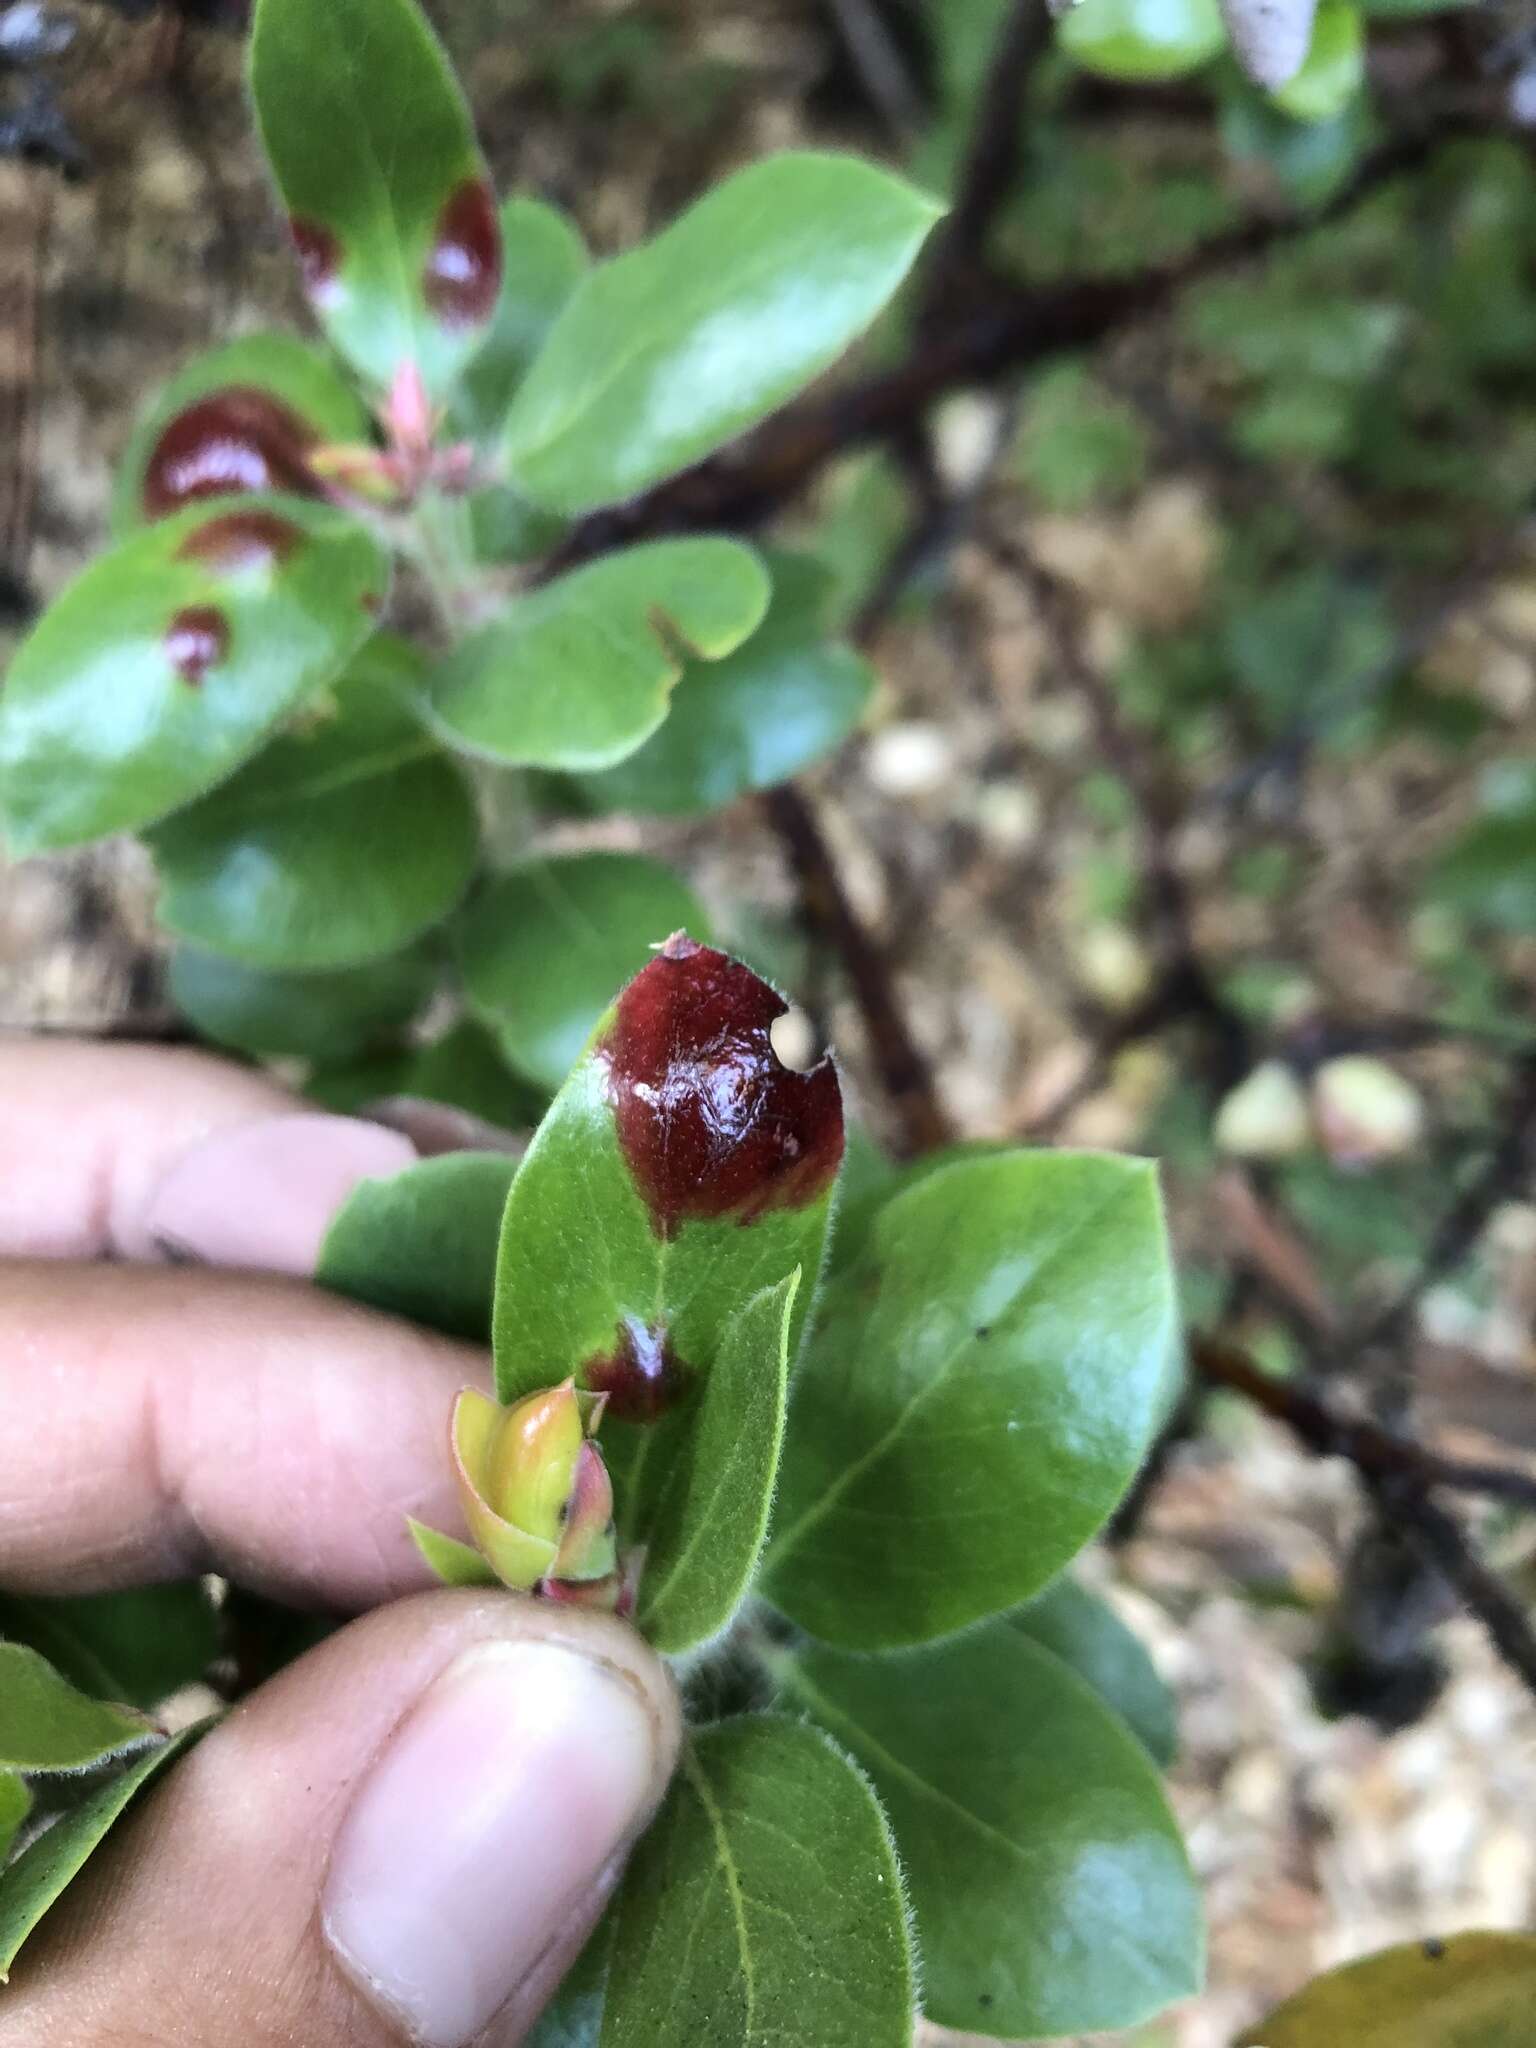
250;0;499;396
765;1150;1178;1649
528;1922;611;2048
636;1273;797;1655
597;1716;915;2048
569;553;873;816
0;1646;153;1773
455;198;589;443
169;945;433;1062
1270;0;1364;122
505;153;943;514
149;641;478;971
0;1778;29;1866
0;1722;210;1982
460;853;710;1094
408;1519;498;1587
1432;807;1536;931
0;496;387;856
778;1624;1201;2038
492;938;844;1553
424;539;770;773
1059;0;1227;80
112;333;370;534
1011;1576;1177;1766
0;1587;219;1712
1238;1932;1536;2046
318;1151;517;1342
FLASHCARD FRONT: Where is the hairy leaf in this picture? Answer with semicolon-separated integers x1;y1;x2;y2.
425;540;770;772
250;0;499;395
597;1717;915;2048
0;1646;154;1774
461;854;709;1094
1011;1576;1177;1766
779;1625;1201;2038
766;1150;1178;1648
493;940;843;1556
0;496;387;855
318;1151;517;1342
570;553;873;816
505;153;942;514
150;641;477;970
0;1587;219;1713
636;1273;797;1655
0;1723;211;1982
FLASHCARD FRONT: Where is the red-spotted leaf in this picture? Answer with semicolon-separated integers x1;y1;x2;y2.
250;0;500;398
492;937;844;1558
0;496;388;856
112;334;370;534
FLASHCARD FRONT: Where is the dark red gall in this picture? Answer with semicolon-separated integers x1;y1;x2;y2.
175;507;303;574
142;388;322;520
583;1316;691;1425
422;178;502;329
598;933;844;1241
163;605;229;687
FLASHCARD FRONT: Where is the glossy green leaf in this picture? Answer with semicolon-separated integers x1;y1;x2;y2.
408;1519;498;1587
250;0;499;396
318;1151;517;1342
0;495;387;856
779;1624;1201;2038
0;1645;153;1773
492;939;844;1553
1238;1932;1536;2046
149;643;478;970
1432;809;1536;931
505;153;943;514
169;945;433;1062
0;1722;210;1982
570;553;874;816
112;333;369;534
0;1777;29;1867
636;1273;797;1656
455;198;589;442
597;1717;915;2048
0;1586;219;1713
424;540;770;773
460;854;710;1094
1011;1576;1177;1766
1059;0;1226;81
1270;0;1364;122
765;1150;1178;1648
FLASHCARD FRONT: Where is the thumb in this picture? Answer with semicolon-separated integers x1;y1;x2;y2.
1;1591;680;2048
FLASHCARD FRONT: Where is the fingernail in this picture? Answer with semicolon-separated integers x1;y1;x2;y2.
140;1112;417;1274
323;1638;661;2048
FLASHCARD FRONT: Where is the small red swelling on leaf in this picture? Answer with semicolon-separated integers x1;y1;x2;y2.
598;933;845;1241
163;605;230;688
288;216;343;305
584;1314;691;1424
422;177;502;329
175;507;304;575
142;388;324;519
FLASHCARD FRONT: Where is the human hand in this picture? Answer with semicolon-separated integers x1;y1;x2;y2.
0;1037;680;2047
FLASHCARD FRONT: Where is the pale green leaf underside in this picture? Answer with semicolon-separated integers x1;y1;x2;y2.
1238;1931;1536;2046
318;1152;518;1343
0;1645;153;1774
0;1721;212;1982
